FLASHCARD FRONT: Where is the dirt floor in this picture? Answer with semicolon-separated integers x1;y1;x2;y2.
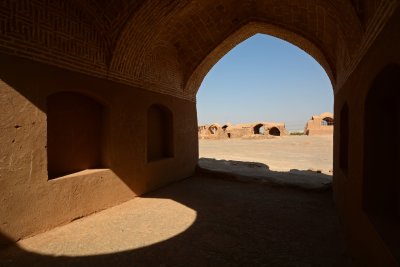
0;176;349;267
0;135;348;266
199;135;333;174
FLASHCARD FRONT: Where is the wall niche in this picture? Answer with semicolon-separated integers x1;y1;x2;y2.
147;104;174;162
363;65;400;260
47;91;106;179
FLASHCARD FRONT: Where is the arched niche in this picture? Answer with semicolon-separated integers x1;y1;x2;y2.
147;104;174;162
47;91;106;179
363;64;400;260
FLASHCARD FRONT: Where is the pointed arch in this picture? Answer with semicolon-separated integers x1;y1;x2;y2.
185;22;336;97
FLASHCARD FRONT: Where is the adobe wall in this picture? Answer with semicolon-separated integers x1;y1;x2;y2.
0;53;198;247
304;112;334;136
333;7;400;266
0;1;399;265
198;122;288;139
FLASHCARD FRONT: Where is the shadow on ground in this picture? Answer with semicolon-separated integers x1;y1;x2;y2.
198;158;333;191
0;163;350;267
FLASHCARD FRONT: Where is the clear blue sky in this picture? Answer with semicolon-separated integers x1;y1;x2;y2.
196;34;333;132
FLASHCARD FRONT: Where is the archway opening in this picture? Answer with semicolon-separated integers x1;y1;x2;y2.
254;124;265;135
209;125;218;135
269;127;280;136
197;33;334;176
321;117;334;126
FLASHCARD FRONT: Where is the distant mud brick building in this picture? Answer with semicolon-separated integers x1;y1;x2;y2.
198;122;288;139
304;112;334;135
198;123;225;139
0;1;400;265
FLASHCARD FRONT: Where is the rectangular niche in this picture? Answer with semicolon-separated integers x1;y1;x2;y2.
147;104;174;162
47;91;107;179
339;103;349;173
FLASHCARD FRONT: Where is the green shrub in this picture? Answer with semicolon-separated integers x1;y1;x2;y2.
290;131;305;136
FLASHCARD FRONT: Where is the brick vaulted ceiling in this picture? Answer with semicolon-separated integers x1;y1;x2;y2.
0;0;398;101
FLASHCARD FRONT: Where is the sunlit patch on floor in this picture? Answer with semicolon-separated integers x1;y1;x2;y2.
17;198;197;256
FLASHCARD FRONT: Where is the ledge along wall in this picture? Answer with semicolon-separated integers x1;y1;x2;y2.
0;53;198;247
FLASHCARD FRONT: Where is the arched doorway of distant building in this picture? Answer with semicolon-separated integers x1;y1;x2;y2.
269;127;281;136
254;124;265;135
321;117;334;126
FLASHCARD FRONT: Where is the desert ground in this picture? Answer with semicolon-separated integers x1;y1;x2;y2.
199;135;333;174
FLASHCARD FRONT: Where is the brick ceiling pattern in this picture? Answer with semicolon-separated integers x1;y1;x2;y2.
0;0;398;101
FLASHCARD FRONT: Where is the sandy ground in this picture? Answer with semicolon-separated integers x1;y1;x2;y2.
0;176;349;267
199;135;333;174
